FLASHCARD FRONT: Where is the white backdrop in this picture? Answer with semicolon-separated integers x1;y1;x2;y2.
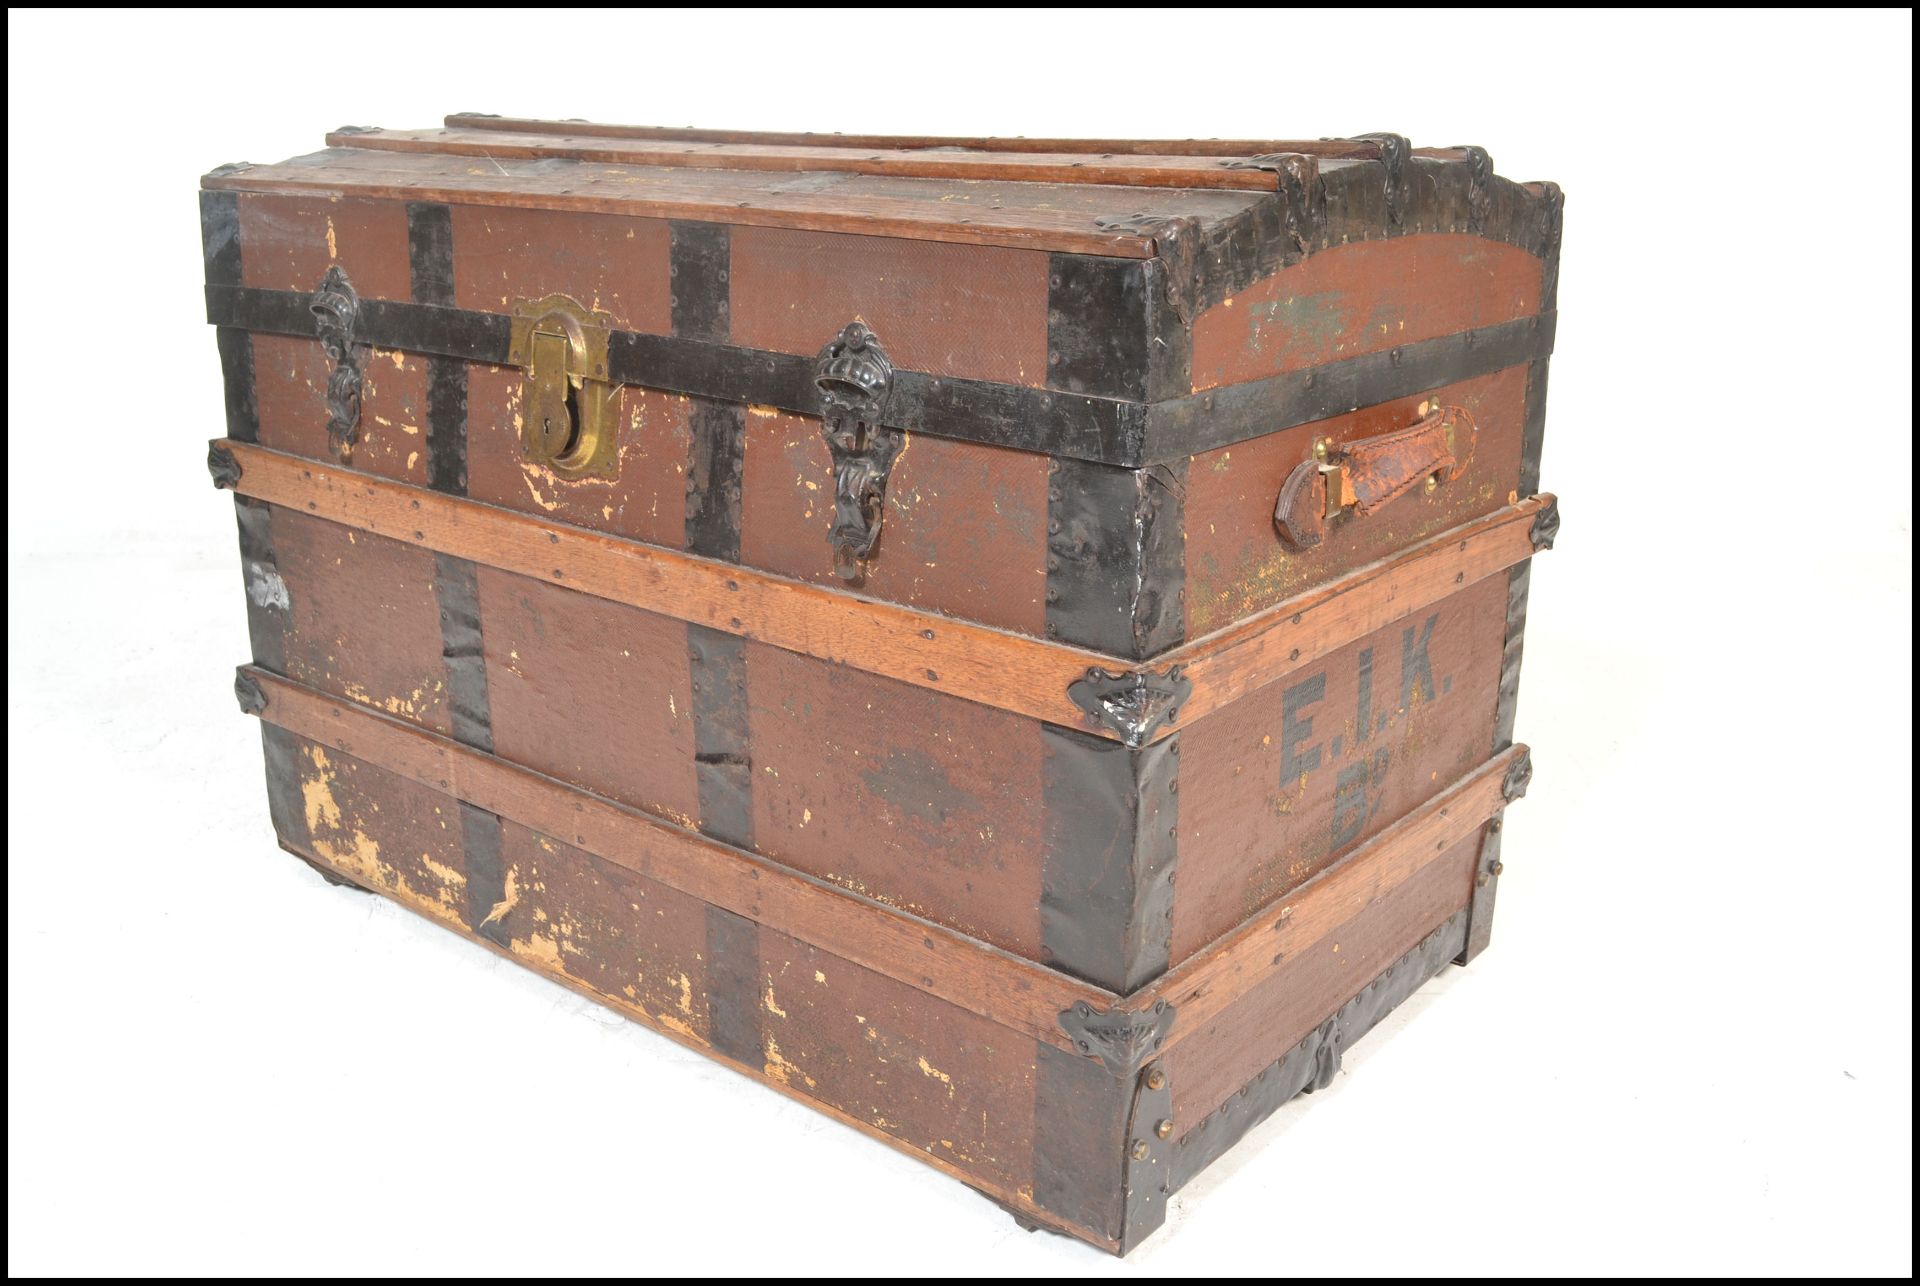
7;8;1911;1276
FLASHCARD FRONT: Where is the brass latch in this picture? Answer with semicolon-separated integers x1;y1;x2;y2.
507;294;619;478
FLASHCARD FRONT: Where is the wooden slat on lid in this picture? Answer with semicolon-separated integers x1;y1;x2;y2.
444;113;1385;159
203;145;1270;256
333;127;1306;191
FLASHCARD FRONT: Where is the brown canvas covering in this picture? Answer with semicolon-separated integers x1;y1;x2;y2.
204;116;1562;1254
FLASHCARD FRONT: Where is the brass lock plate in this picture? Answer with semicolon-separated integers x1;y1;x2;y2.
507;294;619;479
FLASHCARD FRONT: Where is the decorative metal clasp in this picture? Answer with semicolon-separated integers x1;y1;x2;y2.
1091;213;1200;323
1530;496;1560;551
507;294;619;479
1351;132;1413;227
815;321;900;584
1059;998;1177;1076
309;266;365;460
1502;747;1534;802
1068;664;1192;748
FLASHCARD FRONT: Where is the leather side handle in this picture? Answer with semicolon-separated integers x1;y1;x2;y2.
1273;405;1478;550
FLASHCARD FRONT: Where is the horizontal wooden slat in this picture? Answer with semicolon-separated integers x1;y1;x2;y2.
215;439;1548;745
1164;497;1554;727
331;127;1293;191
203;149;1259;257
246;664;1520;1076
217;440;1108;730
444;113;1393;159
245;666;1116;1052
1139;746;1523;1048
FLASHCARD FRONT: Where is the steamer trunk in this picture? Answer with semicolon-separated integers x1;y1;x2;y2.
203;116;1563;1254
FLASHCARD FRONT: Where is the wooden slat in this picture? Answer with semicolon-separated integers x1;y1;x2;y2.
216;439;1548;746
331;127;1292;191
1139;746;1523;1048
204;150;1195;257
219;440;1108;728
444;113;1388;159
247;666;1116;1052
1162;496;1554;727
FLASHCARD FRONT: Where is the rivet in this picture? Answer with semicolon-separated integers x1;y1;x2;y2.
1132;1141;1150;1161
1145;1068;1166;1091
1312;437;1331;462
1491;860;1505;876
1425;475;1439;495
1155;1120;1174;1139
1476;872;1490;888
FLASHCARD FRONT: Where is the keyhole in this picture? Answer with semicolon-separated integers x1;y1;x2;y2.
542;381;583;458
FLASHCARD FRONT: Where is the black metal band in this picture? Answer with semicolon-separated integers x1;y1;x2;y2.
406;203;472;499
1519;357;1552;497
704;906;762;1067
406;203;456;307
233;497;287;675
1141;312;1556;461
200;191;243;288
1493;562;1531;754
216;327;259;444
689;626;754;850
208;281;1551;469
203;192;259;445
1458;820;1504;965
1045;458;1187;658
205;284;512;363
1495;356;1552;752
1170;908;1469;1187
685;399;745;562
1040;727;1178;994
432;553;494;754
670;222;757;853
206;283;1553;469
1032;1040;1129;1244
1049;254;1165;403
669;222;731;343
425;358;469;496
259;722;310;854
462;802;509;946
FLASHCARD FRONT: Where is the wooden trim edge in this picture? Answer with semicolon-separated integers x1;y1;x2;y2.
213;438;1550;747
1139;744;1526;1049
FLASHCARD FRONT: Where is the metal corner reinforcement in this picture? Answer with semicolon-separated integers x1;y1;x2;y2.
1058;998;1177;1075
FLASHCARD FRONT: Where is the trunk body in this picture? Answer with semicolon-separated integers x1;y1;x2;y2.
204;118;1563;1254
